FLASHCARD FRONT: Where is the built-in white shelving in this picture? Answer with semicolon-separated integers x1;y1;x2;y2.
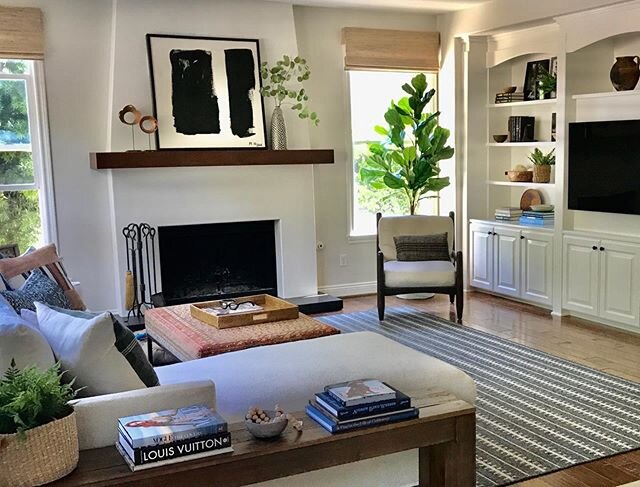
487;141;556;147
488;180;556;188
572;90;640;100
487;99;557;108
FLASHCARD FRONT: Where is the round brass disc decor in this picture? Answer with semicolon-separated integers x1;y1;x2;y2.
118;105;142;125
139;115;158;134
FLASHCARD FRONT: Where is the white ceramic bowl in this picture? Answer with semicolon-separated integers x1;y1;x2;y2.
530;204;554;212
245;410;288;439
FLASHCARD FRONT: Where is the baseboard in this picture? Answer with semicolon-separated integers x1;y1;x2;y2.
318;281;376;297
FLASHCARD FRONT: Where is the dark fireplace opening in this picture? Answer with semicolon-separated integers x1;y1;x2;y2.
158;220;278;305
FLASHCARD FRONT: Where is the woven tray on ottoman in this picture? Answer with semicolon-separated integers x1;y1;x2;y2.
145;304;340;361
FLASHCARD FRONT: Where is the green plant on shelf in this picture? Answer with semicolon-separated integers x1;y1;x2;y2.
536;66;557;99
527;148;556;166
259;55;319;126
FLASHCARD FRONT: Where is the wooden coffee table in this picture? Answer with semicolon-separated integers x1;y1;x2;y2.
53;389;475;487
144;303;340;363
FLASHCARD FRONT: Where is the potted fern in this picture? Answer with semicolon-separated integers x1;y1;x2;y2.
528;148;555;183
0;360;80;486
358;73;454;215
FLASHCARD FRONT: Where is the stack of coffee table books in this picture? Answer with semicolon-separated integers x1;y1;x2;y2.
116;405;233;471
306;379;418;433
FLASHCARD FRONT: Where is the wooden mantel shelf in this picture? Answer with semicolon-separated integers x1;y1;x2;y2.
90;149;334;169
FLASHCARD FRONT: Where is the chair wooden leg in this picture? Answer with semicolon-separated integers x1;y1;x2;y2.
449;293;455;304
456;288;463;323
377;292;385;321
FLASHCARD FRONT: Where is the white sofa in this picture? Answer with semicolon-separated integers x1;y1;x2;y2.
74;331;476;487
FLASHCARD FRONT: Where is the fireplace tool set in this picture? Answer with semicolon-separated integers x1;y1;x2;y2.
122;222;158;321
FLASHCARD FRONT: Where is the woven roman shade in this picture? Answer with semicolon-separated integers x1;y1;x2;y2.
0;6;44;60
342;27;439;72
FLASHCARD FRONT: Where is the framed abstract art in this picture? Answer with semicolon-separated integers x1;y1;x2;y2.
146;34;267;150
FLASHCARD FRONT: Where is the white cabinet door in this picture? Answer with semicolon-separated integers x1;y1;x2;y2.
470;223;494;290
493;227;521;297
599;240;640;327
521;230;553;306
563;236;599;315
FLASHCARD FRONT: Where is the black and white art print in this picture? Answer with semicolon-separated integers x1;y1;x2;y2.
146;34;266;150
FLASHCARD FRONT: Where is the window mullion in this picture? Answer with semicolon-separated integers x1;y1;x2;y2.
0;183;37;192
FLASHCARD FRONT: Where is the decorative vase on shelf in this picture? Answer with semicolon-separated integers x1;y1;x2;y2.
533;165;551;183
610;56;640;91
270;106;287;150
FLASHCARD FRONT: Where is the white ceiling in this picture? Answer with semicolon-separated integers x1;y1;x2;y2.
271;0;490;13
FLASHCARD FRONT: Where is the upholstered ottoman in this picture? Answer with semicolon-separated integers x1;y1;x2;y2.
144;304;340;362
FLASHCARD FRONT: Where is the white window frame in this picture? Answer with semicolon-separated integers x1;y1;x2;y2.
0;61;57;246
346;70;440;240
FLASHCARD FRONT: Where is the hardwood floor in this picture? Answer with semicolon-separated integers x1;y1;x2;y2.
330;291;640;487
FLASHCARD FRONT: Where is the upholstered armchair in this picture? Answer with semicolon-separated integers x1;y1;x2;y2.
376;212;463;322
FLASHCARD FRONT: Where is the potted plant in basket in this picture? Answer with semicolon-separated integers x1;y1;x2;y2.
260;55;319;150
0;360;80;486
528;148;555;183
358;73;454;215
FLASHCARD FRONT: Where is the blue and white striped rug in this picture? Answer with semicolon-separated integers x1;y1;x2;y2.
320;307;640;486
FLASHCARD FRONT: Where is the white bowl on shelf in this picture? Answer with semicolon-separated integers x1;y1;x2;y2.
529;204;554;212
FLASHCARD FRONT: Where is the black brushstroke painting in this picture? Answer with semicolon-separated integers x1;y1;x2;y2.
169;49;220;135
225;49;256;138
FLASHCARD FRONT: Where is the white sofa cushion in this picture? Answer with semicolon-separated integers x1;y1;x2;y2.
156;331;475;422
384;260;455;288
72;381;216;450
0;296;54;373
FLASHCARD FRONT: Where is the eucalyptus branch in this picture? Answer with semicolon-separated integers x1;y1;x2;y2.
260;55;319;126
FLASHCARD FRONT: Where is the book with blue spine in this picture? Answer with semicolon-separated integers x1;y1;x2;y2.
118;404;227;448
315;391;411;421
306;403;419;433
519;216;553;226
324;379;397;407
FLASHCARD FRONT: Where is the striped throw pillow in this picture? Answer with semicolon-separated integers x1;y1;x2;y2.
393;233;451;262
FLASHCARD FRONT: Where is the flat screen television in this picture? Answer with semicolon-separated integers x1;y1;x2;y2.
569;119;640;215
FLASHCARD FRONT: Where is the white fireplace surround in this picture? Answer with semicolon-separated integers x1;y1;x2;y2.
108;166;318;314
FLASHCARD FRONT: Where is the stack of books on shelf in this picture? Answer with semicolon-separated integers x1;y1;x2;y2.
520;210;555;226
306;378;418;434
116;405;233;471
495;92;525;104
495;207;523;222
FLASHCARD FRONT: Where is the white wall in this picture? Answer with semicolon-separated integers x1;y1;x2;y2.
106;0;317;311
293;5;438;296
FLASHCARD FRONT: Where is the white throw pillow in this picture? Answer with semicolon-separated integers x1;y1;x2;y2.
0;296;55;373
35;302;150;396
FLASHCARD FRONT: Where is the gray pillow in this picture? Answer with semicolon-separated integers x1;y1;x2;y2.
394;233;450;262
0;269;71;312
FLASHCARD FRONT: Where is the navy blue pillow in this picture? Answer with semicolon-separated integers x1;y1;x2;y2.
0;269;71;312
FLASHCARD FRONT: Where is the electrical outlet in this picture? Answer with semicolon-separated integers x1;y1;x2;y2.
339;254;348;267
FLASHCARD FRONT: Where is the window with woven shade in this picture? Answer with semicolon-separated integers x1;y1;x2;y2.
0;6;56;251
343;27;440;236
341;27;439;72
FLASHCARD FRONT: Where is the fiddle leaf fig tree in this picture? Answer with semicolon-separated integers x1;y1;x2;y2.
359;73;454;215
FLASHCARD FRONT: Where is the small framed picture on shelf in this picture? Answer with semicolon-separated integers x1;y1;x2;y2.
0;243;19;259
146;34;267;150
523;59;551;101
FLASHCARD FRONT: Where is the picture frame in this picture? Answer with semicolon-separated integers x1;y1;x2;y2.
0;243;19;259
146;34;267;150
523;59;551;101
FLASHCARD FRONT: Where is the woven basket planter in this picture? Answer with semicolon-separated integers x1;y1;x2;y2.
0;411;78;486
533;165;551;183
505;170;533;182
